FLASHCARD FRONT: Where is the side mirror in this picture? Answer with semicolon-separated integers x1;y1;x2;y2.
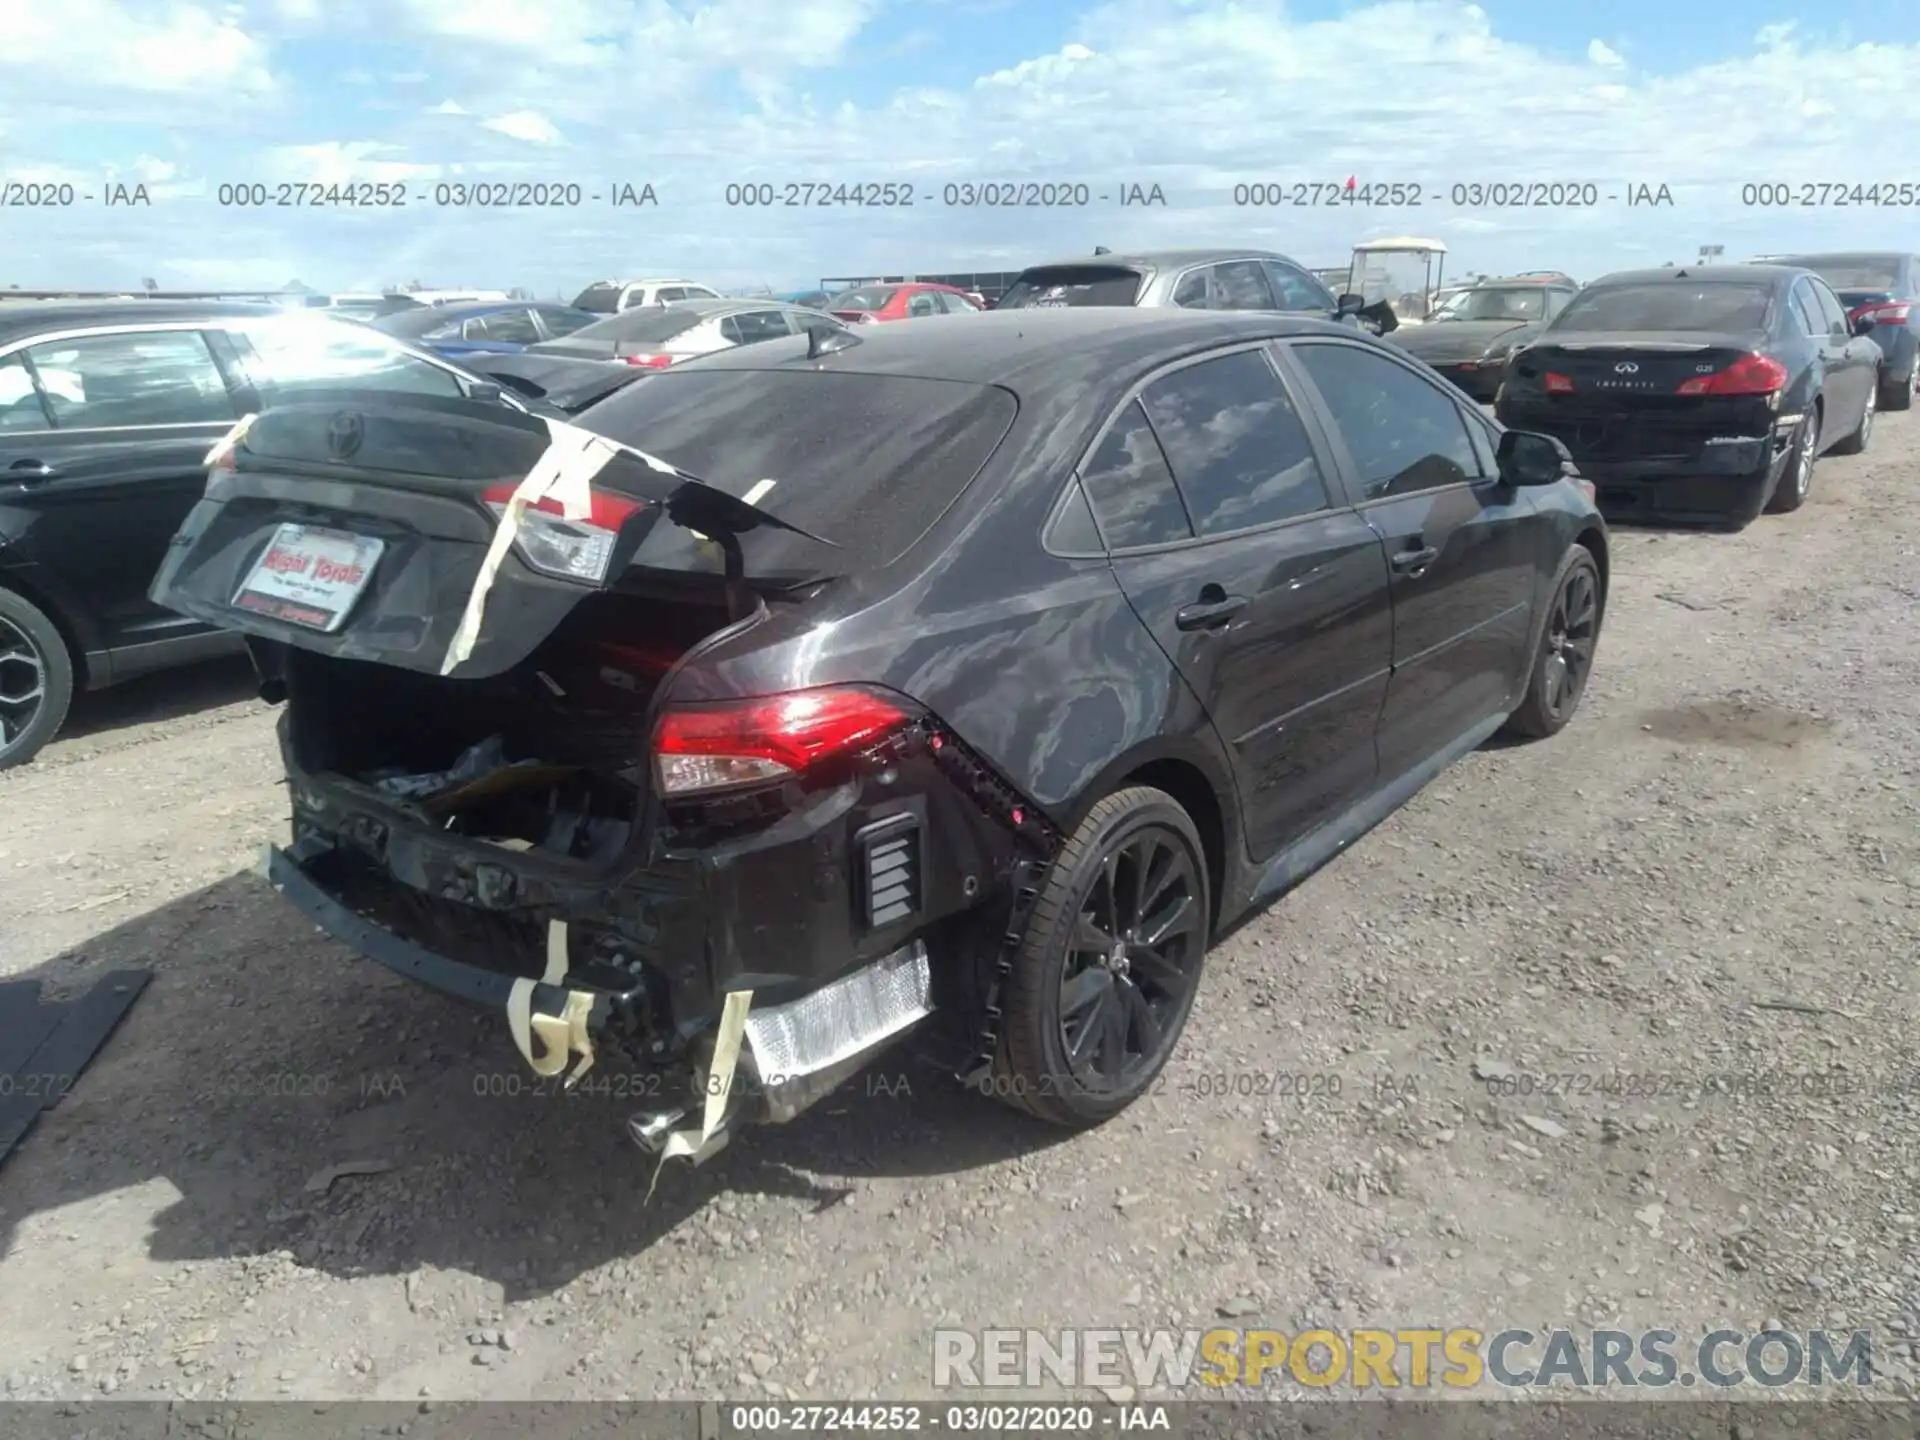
1852;314;1877;337
1335;293;1366;317
1497;429;1573;487
464;380;506;405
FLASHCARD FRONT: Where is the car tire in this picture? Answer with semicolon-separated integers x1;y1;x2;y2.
1880;361;1916;412
989;786;1210;1128
1502;544;1602;741
1766;407;1818;514
1830;384;1875;456
0;587;76;771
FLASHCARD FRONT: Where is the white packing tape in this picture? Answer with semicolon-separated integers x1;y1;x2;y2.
440;418;618;675
506;918;596;1086
204;412;259;468
647;988;754;1201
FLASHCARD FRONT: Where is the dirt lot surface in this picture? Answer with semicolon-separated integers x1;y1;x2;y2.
1;412;1916;1408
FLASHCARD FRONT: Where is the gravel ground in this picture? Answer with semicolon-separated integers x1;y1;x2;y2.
0;411;1915;1408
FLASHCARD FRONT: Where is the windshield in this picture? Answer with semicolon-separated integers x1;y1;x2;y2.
1350;250;1438;317
830;287;898;311
578;369;1017;580
570;308;710;343
572;284;624;314
1776;257;1901;291
1434;287;1547;322
996;266;1145;308
1552;282;1773;333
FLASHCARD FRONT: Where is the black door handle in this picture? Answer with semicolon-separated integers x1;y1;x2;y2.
1391;545;1439;572
1174;594;1250;631
7;459;58;480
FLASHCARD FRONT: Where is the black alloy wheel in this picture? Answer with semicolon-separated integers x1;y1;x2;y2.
1768;408;1818;513
990;786;1210;1127
0;590;75;770
1503;545;1601;740
1831;381;1875;456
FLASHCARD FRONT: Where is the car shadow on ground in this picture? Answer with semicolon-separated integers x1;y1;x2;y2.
55;653;259;746
0;874;1073;1299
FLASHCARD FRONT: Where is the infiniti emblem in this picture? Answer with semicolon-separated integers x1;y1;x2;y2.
326;411;365;459
1614;362;1640;375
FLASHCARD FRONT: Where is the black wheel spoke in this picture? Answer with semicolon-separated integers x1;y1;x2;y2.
0;620;47;758
1118;979;1161;1056
1099;851;1124;934
1065;979;1113;1066
1060;964;1108;1022
1094;987;1129;1077
1072;913;1116;956
1140;890;1197;950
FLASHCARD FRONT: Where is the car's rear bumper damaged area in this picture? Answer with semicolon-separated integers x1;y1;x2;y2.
253;633;1044;1155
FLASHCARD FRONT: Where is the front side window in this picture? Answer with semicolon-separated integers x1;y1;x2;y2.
1265;261;1335;312
1139;349;1331;533
1289;342;1479;500
1078;400;1193;549
21;330;235;428
233;316;464;401
537;307;596;338
0;353;50;431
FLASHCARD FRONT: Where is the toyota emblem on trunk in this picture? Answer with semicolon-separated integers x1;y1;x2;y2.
326;411;365;459
1614;362;1640;374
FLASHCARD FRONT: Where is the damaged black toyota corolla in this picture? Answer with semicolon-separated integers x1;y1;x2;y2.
151;308;1607;1159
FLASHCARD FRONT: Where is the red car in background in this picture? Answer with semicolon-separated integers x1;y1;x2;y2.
829;282;983;324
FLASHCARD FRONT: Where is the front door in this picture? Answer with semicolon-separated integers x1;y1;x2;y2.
1281;338;1546;779
0;328;244;654
1077;346;1394;861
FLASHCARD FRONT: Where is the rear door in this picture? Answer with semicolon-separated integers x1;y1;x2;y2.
0;326;245;653
1080;345;1393;860
1804;277;1875;436
1282;338;1543;779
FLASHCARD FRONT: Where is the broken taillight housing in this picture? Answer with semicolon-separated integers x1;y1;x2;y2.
481;483;644;585
652;686;913;797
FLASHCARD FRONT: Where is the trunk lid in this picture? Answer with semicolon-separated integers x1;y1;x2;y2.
149;396;831;680
1394;318;1529;360
1511;331;1771;401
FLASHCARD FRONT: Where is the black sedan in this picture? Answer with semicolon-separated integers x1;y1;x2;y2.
152;308;1604;1144
1495;265;1882;528
1756;251;1919;411
0;301;545;768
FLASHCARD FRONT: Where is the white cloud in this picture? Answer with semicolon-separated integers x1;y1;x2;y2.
0;0;270;93
5;0;1920;292
479;110;564;145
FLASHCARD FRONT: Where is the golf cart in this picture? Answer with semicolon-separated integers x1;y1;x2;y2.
1349;236;1447;327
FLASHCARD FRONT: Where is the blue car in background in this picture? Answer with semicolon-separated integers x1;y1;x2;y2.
777;289;836;309
370;300;598;359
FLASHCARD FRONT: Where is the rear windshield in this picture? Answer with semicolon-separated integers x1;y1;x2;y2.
1776;257;1902;291
571;308;709;343
831;287;898;311
995;266;1145;309
1434;287;1547;322
579;370;1017;580
1551;283;1773;333
571;285;623;313
376;306;467;338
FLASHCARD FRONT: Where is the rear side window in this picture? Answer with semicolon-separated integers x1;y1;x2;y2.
1139;350;1331;533
1079;400;1193;549
1290;342;1479;500
580;370;1017;579
1554;283;1773;332
1172;270;1212;309
721;310;792;346
996;266;1145;309
1809;281;1849;336
1211;260;1276;311
1789;284;1823;336
537;308;595;338
22;330;236;428
832;287;899;313
906;291;941;318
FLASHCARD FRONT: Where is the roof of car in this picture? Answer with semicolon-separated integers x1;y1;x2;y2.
582;278;707;288
1588;265;1800;287
671;306;1366;388
0;298;282;340
1753;250;1912;264
1020;248;1294;272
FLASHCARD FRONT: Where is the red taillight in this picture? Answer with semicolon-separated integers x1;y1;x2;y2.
1674;352;1787;397
479;482;645;583
622;353;674;368
653;686;912;796
1545;371;1574;394
1850;300;1911;326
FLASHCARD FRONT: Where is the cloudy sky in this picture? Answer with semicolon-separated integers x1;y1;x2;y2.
1;0;1915;296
